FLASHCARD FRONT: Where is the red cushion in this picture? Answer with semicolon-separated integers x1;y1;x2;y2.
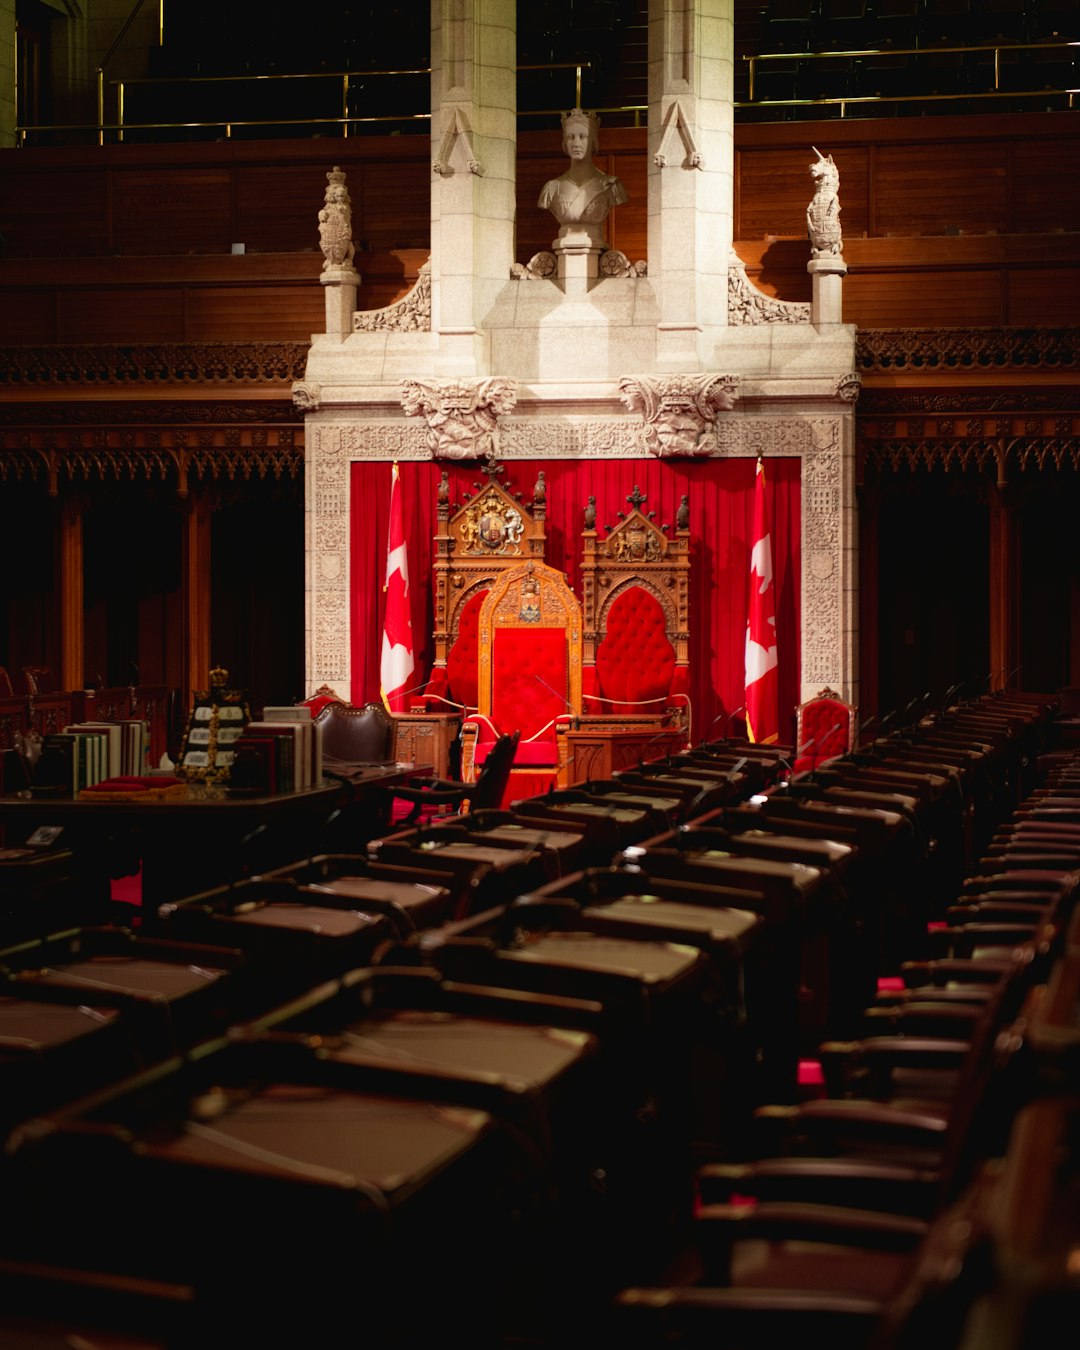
797;698;852;767
491;627;567;743
596;588;676;714
446;590;487;710
475;736;557;768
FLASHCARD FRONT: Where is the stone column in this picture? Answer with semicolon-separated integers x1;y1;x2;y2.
647;0;734;370
430;0;517;376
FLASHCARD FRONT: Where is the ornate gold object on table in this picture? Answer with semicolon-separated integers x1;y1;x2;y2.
175;668;251;783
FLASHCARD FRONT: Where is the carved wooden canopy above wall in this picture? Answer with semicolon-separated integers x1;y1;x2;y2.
0;342;306;495
855;326;1080;485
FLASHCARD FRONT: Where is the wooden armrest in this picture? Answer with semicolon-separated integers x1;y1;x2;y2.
697;1158;941;1216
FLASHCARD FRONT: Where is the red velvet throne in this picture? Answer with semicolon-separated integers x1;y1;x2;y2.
559;488;690;781
419;465;549;719
460;560;583;799
793;686;857;772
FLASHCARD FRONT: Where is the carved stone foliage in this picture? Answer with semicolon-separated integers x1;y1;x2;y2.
801;417;849;691
318;166;355;271
400;377;518;461
599;250;647;278
855;326;1080;374
292;382;321;410
619;373;739;458
510;252;557;280
0;343;309;387
353;262;432;332
728;255;812;326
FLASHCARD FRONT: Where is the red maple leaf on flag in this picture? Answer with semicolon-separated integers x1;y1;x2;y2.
744;459;779;744
380;462;415;712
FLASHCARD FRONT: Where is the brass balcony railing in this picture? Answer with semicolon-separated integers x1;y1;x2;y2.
13;31;1077;147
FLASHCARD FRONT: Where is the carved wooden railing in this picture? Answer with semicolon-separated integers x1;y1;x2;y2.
0;343;307;495
856;328;1080;482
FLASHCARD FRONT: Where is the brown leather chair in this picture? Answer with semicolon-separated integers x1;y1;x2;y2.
316;701;395;768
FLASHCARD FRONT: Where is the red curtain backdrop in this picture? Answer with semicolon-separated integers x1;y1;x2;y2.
350;457;801;747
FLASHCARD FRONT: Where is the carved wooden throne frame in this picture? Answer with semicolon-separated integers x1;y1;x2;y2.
423;463;549;717
579;489;691;729
460;559;583;784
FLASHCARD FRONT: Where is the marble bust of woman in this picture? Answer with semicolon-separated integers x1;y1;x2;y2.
538;108;629;246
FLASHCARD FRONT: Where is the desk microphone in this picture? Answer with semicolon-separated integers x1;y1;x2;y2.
533;674;580;731
694;708;738;751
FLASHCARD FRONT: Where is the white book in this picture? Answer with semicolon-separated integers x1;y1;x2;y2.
65;722;122;779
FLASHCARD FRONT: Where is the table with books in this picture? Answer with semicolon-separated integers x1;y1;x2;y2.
0;764;429;927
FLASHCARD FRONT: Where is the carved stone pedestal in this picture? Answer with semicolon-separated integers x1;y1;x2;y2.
321;267;360;340
554;231;605;296
808;257;847;327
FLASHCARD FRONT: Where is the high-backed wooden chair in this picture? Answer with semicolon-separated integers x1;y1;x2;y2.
794;686;857;771
461;561;583;792
21;666;55;697
579;487;692;727
299;684;345;718
420;464;548;717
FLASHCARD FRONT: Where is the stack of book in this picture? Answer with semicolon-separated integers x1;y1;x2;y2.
229;708;324;795
60;720;151;780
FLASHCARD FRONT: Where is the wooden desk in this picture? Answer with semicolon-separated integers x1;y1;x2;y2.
556;717;688;788
393;712;461;780
0;766;425;925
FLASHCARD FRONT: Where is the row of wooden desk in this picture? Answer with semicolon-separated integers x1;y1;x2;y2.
0;694;1071;1349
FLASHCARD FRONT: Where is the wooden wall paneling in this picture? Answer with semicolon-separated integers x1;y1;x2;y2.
56;288;186;343
871;142;1010;238
734;238;812;302
358;158;429;252
735;147;821;241
514;150;565;261
235;163;338;254
1011;133;1080;235
606;147;648;263
355;248;430;310
0;290;57;344
184;285;325;341
1006;268;1080;327
0;168;109;259
111;168;234;256
841;268;1006;327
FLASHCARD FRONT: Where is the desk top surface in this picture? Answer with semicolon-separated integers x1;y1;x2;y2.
0;764;427;817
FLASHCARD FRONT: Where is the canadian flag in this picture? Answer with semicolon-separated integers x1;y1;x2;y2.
744;458;780;744
380;462;415;713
